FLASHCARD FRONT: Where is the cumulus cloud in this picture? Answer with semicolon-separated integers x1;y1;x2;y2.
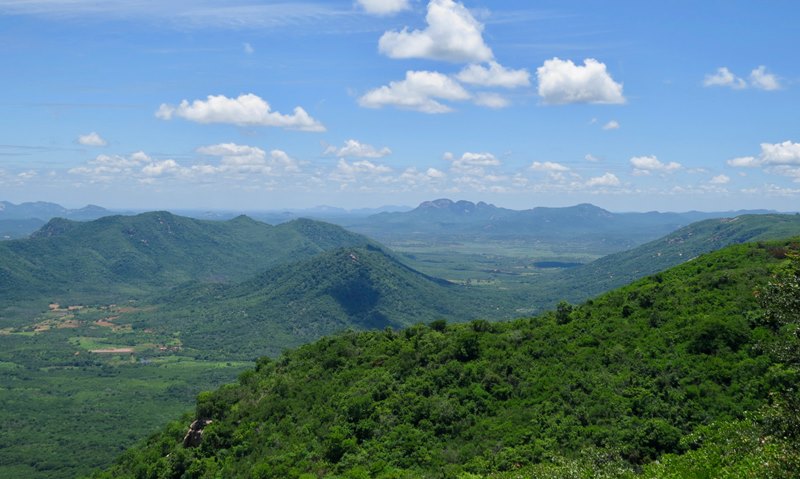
750;66;781;90
456;61;530;88
602;120;620;130
729;141;800;169
331;159;393;183
709;174;730;185
703;67;746;89
704;66;781;91
537;58;625;105
760;141;800;165
324;139;392;158
397;166;447;187
197;143;301;175
450;151;500;173
358;70;471;113
584;154;601;162
426;167;446;179
586;172;620;187
378;0;493;63
78;132;107;146
630;155;682;175
69;151;159;181
727;156;760;168
156;93;325;132
473;92;510;109
357;0;410;15
530;161;569;172
142;159;182;177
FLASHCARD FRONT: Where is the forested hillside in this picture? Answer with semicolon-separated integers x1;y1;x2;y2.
523;213;800;307
135;245;507;358
0;212;372;303
90;239;800;478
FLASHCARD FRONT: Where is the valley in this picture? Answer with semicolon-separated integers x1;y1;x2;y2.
2;206;800;478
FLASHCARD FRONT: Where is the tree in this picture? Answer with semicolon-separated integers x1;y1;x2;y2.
757;252;800;443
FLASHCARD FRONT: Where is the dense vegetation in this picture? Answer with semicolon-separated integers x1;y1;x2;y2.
140;245;509;359
546;213;800;304
0;212;373;304
90;239;800;478
4;212;800;478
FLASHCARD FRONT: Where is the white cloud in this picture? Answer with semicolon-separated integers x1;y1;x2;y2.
378;0;493;63
156;93;325;132
78;132;107;146
473;93;510;109
331;159;393;182
710;174;730;185
451;151;500;173
727;156;760;168
760;141;800;165
584;154;601;162
243;42;254;54
142;159;181;177
397;166;447;187
586;172;620;187
324;139;392;158
530;161;569;172
704;66;781;91
456;61;530;88
703;67;746;89
426;167;446;179
602;120;620;130
196;143;301;175
17;170;37;180
749;66;781;91
728;142;800;171
536;58;625;105
357;0;410;15
358;70;471;113
630;155;681;175
70;151;161;181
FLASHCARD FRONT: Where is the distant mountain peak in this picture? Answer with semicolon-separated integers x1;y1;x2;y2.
417;198;457;209
414;199;499;216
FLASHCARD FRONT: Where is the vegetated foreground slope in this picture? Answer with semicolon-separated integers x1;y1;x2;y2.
91;238;800;478
542;213;800;305
0;212;373;303
137;245;508;359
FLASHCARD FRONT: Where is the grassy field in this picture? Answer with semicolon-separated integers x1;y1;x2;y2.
391;239;596;285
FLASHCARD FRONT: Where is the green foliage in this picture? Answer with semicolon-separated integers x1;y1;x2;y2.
145;246;506;359
90;239;799;479
0;212;373;303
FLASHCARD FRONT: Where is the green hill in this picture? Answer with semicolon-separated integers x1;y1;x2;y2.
89;238;800;478
0;213;373;304
136;245;506;359
551;213;800;303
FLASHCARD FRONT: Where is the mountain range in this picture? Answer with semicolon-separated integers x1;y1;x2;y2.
3;207;800;478
345;199;781;253
0;201;111;239
0;212;372;303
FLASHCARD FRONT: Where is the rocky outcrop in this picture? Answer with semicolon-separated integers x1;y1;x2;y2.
182;419;212;448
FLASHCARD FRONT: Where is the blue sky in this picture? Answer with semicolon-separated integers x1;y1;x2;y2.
0;0;798;211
